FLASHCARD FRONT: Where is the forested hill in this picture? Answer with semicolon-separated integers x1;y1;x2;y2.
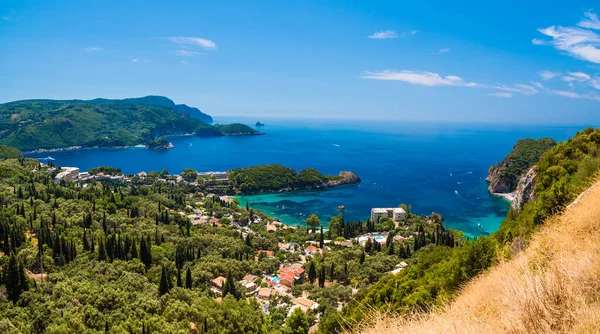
92;96;213;124
0;97;259;151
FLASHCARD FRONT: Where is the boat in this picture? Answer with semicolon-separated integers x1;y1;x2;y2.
338;205;345;211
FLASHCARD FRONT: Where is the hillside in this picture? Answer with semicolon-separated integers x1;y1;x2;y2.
487;138;556;194
358;176;600;333
0;97;255;151
318;127;600;333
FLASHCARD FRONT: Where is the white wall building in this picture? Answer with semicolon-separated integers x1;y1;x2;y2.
371;207;407;223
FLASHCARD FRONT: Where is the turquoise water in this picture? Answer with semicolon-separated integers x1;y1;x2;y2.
26;118;583;237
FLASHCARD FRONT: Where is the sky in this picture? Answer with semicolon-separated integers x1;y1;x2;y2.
1;1;600;124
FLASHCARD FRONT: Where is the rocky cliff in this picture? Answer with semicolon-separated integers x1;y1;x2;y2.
486;138;555;210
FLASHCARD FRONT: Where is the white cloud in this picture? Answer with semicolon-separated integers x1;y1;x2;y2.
568;71;591;80
84;47;102;53
368;30;398;39
492;84;538;96
173;50;203;57
550;90;582;99
538;70;560;80
167;36;217;50
531;81;545;89
361;70;478;87
578;9;600;30
534;10;600;64
180;60;188;65
438;48;451;54
591;78;600;90
410;30;418;35
131;58;138;63
487;92;512;98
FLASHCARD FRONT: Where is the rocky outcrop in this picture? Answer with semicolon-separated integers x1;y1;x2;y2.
490;167;537;211
512;167;537;210
486;163;513;193
326;171;361;187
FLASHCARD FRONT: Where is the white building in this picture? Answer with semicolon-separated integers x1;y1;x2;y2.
54;167;80;182
371;207;407;223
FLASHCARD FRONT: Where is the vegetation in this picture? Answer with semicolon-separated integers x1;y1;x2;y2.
88;166;122;175
0;146;23;159
217;123;262;135
0;97;255;151
361;167;600;333
488;138;556;192
319;128;600;333
146;137;171;150
228;165;353;194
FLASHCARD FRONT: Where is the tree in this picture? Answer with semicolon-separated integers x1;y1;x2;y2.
306;214;321;232
359;251;365;264
185;267;193;289
319;226;324;249
6;253;28;303
284;307;310;334
176;269;182;287
181;168;198;182
308;261;317;284
159;266;170;296
318;265;326;288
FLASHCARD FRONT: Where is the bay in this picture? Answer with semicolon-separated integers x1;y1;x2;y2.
26;117;583;237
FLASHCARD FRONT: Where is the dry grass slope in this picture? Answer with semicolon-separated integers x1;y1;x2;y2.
358;178;600;334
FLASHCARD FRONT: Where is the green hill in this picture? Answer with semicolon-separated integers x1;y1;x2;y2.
217;123;263;135
0;97;250;151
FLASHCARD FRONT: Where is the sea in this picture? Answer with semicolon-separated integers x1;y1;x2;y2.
25;118;584;237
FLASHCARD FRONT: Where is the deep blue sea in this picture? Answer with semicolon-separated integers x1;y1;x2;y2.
25;118;584;237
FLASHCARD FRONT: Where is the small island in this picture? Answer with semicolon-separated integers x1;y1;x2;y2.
255;122;265;127
147;137;173;150
228;164;360;194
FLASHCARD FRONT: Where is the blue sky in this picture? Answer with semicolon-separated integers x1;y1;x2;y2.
1;1;600;124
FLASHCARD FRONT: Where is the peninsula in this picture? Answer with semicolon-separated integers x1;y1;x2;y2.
227;164;361;194
0;96;262;151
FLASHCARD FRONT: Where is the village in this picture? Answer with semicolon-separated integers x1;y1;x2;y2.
45;163;448;331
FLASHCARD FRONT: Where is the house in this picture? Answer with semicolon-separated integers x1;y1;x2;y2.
334;240;353;248
265;224;277;233
278;242;291;251
293;298;319;312
279;275;295;288
257;287;276;300
137;171;147;178
210;276;227;294
257;250;274;258
242;281;257;293
277;264;305;288
393;235;405;243
305;245;319;255
371;207;407;224
243;274;258;283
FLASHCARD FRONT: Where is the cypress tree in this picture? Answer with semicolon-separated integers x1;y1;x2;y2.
318;265;325;288
308;261;316;284
83;229;89;251
185;267;192;289
98;238;107;261
176;269;182;287
319;226;324;249
359;250;365;264
6;254;21;303
330;262;335;281
159;266;170;296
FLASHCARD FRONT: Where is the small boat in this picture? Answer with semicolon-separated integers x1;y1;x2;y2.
338;205;345;211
